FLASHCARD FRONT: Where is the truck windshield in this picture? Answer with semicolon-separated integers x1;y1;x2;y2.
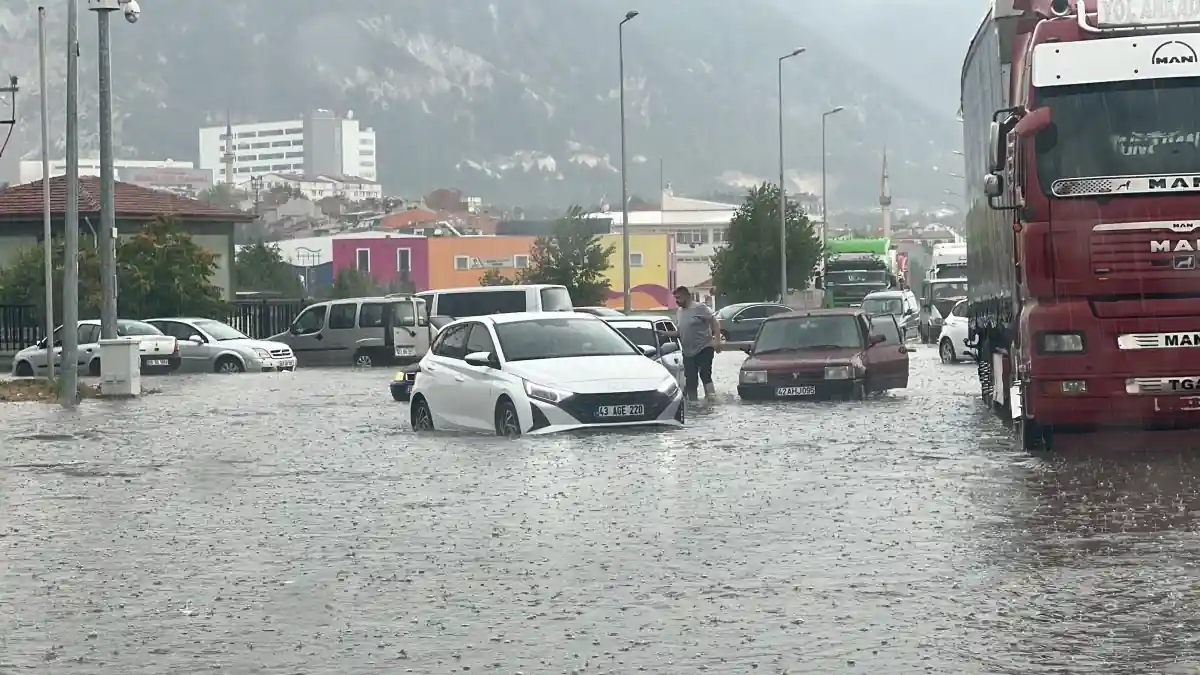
1035;78;1200;192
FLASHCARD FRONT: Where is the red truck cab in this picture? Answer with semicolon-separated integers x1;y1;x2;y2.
964;0;1200;449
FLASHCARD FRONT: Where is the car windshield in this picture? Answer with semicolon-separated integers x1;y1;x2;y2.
932;283;967;300
1035;78;1200;192
116;320;162;336
754;316;862;352
495;317;637;361
861;297;903;315
194;320;249;341
611;324;656;347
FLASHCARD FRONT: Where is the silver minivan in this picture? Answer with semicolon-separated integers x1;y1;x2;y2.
270;295;431;367
417;284;573;327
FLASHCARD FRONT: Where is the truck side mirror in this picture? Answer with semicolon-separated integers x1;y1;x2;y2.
984;173;1003;198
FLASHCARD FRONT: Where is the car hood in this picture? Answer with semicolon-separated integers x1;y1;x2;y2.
743;347;863;370
505;355;671;393
214;338;290;352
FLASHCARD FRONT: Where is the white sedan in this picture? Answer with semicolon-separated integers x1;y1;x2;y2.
409;312;685;436
936;298;975;364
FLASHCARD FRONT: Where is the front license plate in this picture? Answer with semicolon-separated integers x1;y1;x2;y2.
775;386;815;396
1154;395;1200;412
596;404;645;418
277;359;295;369
146;359;169;367
395;346;416;357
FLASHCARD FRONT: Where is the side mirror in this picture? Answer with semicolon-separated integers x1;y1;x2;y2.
37;338;48;349
983;172;1003;199
417;314;429;327
638;344;657;357
186;335;204;344
464;351;497;368
869;334;886;346
988;112;1018;172
657;342;679;356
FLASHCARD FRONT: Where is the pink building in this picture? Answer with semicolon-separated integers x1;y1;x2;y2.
331;233;430;289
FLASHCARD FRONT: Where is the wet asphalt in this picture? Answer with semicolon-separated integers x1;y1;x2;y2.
3;347;1200;673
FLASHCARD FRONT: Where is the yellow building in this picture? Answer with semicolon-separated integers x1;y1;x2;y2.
597;233;676;310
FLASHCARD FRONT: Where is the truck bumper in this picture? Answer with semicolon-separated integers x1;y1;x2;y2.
1030;377;1200;430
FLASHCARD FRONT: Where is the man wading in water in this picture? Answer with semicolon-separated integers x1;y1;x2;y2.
658;286;722;401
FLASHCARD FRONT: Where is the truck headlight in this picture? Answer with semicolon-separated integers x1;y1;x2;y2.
825;365;852;380
740;370;766;384
1039;332;1085;353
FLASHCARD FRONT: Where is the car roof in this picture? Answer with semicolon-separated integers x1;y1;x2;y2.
863;290;904;298
764;308;864;322
452;311;593;327
605;315;672;323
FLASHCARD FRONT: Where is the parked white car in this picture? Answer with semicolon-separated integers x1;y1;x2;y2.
602;315;684;387
409;312;685;437
936;299;975;364
10;319;179;377
145;318;296;373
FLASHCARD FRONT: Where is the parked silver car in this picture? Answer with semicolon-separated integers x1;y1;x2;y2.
144;317;296;373
603;315;684;387
10;319;179;377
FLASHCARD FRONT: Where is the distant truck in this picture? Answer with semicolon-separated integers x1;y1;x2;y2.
821;238;896;308
927;242;967;281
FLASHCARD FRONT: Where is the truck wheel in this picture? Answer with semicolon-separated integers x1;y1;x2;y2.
1018;417;1053;452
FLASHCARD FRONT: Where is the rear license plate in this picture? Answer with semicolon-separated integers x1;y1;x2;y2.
596;404;645;418
146;359;168;367
1154;395;1200;412
395;346;416;357
775;386;815;396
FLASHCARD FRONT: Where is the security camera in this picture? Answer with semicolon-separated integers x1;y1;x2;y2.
122;0;140;23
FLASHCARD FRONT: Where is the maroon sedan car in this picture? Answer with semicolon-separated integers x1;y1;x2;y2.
736;309;914;401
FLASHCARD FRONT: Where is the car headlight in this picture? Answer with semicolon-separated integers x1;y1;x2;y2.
658;376;679;397
252;348;271;359
1040;332;1084;353
740;370;767;384
525;380;573;403
825;365;853;380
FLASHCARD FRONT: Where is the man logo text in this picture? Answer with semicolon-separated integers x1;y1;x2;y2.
1149;177;1200;189
1151;240;1200;252
1165;334;1200;347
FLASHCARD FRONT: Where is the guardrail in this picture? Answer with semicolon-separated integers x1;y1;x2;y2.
226;299;308;339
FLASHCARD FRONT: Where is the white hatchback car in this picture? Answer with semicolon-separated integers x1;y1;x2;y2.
936;298;975;363
409;312;685;436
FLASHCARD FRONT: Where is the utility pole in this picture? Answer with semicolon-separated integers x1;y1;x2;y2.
38;6;54;382
618;10;638;312
777;48;804;303
91;0;121;339
61;0;81;406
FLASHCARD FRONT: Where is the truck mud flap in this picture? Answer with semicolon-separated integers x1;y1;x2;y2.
991;352;1006;407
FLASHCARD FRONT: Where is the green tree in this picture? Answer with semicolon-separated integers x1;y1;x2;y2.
116;218;229;318
518;205;614;305
480;268;515;286
710;182;821;303
200;183;241;210
235;241;305;297
330;268;379;298
0;217;226;320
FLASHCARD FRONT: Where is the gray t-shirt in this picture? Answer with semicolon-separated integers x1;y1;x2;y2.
677;303;716;356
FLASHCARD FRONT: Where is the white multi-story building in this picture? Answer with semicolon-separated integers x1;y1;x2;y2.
197;110;377;185
19;157;198;184
254;173;382;203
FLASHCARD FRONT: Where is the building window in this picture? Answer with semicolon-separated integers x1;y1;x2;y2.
514;254;529;269
454;255;469;270
712;228;728;244
239;131;258;138
251;142;270;149
286;152;303;158
356;248;370;272
397;248;411;273
260;129;285;137
629;252;644;267
285;127;303;135
675;230;710;246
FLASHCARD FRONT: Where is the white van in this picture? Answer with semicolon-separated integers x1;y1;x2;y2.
417;284;573;323
270;295;431;368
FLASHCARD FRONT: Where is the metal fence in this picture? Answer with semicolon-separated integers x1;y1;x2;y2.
226;299;307;339
0;304;42;353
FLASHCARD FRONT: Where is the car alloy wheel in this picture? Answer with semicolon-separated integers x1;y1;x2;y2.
411;398;435;431
495;399;522;438
216;357;244;374
355;352;372;367
939;339;956;364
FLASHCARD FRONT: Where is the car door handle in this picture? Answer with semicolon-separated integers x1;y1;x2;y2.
454;375;465;382
314;333;323;340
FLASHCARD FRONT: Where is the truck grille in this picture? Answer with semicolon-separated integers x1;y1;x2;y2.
1091;231;1180;278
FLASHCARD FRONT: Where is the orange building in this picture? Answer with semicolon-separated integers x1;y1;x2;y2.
426;236;536;289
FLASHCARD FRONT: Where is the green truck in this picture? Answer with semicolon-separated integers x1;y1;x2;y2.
821;238;895;308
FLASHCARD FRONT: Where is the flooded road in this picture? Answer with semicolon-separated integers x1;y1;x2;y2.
3;348;1199;673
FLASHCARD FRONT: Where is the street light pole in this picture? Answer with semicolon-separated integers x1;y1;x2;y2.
618;9;638;312
820;106;844;246
90;0;121;339
777;48;804;304
38;6;54;382
61;0;80;406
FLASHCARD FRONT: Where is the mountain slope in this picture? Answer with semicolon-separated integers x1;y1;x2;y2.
0;0;960;209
